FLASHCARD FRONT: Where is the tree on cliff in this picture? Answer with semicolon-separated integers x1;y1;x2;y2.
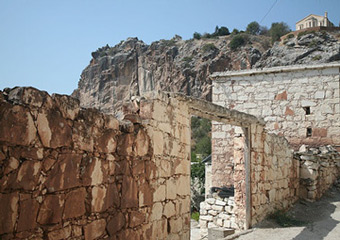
269;22;291;43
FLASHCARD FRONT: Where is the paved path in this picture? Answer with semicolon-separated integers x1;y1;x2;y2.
191;219;201;240
236;187;340;240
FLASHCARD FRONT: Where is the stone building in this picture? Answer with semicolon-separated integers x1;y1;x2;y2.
295;12;334;31
197;63;340;237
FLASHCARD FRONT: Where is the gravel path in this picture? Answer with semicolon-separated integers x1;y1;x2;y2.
236;187;340;240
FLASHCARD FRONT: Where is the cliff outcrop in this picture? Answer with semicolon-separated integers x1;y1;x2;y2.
73;31;340;114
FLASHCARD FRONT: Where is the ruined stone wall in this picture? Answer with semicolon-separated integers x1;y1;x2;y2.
0;88;191;240
212;64;340;149
202;122;299;229
250;124;299;226
297;145;340;201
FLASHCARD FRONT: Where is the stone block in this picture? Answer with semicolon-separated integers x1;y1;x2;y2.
0;104;36;146
16;160;42;191
208;210;218;216
206;198;216;205
150;202;163;221
176;175;190;196
91;184;110;212
45;153;81;192
121;176;138;208
212;205;224;211
4;157;19;175
0;192;19;234
37;110;72;148
135;129;150;156
84;219;106;240
48;225;72;240
200;215;213;221
64;188;86;219
17;198;39;232
163;201;176;218
129;211;145;228
169;217;182;234
117;133;134;156
107;212;125;236
139;183;153;207
153;130;164;155
153;183;166;202
37;194;64;224
215;199;227;206
96;130;117;153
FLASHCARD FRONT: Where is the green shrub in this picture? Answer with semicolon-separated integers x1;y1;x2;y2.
231;28;239;35
202;43;217;52
312;55;322;61
213;26;230;36
191;212;200;221
229;34;247;50
308;40;318;48
193;32;202;40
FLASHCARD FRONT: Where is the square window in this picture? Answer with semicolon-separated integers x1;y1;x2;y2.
303;107;311;115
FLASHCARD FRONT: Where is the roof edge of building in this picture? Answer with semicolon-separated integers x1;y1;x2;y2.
210;63;340;80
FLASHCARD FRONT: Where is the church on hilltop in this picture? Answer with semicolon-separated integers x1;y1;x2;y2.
296;12;334;30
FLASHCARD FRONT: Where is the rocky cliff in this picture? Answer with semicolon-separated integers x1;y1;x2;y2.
72;31;340;114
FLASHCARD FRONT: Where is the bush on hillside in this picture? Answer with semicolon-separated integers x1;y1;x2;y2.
229;34;247;50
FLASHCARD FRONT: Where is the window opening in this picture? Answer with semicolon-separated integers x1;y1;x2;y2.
303;107;311;115
306;127;312;137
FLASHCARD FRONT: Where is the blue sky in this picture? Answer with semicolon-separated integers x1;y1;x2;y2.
1;0;339;95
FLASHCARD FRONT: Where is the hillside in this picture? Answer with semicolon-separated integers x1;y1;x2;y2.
72;31;340;114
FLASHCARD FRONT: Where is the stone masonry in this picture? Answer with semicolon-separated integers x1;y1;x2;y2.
0;87;191;240
296;145;340;201
201;63;340;235
211;63;340;149
2;82;337;239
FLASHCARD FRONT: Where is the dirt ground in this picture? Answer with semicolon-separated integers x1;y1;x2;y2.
236;186;340;240
191;186;340;240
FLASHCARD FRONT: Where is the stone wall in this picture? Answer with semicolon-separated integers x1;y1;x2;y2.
201;123;299;230
199;196;235;238
297;145;340;201
249;124;299;226
211;63;340;149
0;87;191;240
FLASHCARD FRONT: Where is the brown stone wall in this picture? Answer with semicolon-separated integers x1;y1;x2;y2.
0;88;191;240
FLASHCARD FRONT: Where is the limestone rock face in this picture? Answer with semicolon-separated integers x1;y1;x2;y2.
72;36;270;113
73;32;340;114
255;31;340;68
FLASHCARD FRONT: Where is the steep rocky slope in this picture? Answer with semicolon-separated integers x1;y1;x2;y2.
72;31;340;114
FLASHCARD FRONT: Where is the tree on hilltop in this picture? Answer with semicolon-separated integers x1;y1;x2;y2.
269;22;290;43
246;21;261;35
